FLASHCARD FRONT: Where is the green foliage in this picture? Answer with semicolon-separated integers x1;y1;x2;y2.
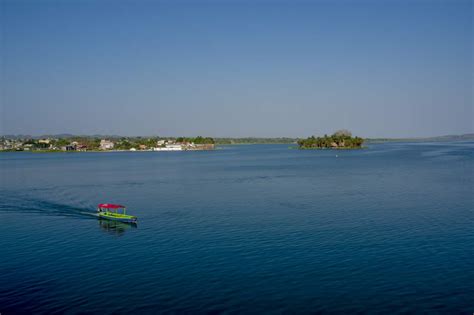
215;137;297;144
72;137;100;149
54;138;70;147
298;131;364;149
133;137;158;147
176;136;215;144
115;139;132;150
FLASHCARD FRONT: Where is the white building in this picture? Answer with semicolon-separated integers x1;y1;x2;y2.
100;139;115;150
153;144;183;151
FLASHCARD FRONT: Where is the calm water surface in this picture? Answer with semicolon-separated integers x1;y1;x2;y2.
1;143;473;314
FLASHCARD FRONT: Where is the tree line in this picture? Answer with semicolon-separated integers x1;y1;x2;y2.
175;136;215;144
297;130;364;149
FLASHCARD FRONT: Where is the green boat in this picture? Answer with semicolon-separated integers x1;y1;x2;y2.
97;203;137;223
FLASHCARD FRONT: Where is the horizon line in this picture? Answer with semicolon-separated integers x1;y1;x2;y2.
1;133;473;140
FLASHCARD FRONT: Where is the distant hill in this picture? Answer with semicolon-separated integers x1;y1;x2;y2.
366;133;474;143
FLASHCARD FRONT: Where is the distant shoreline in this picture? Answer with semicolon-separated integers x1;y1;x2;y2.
2;134;473;143
2;139;473;154
0;148;216;153
1;134;473;153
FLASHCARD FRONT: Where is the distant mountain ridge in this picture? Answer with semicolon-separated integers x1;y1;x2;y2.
366;133;474;143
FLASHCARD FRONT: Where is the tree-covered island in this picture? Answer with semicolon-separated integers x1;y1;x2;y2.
297;130;364;149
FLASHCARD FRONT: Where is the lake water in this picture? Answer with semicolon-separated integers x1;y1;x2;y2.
1;143;473;314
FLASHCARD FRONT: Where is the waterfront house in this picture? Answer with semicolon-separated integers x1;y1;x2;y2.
100;139;114;150
166;144;182;151
38;139;51;145
38;139;52;149
153;144;183;151
61;145;76;151
76;144;87;151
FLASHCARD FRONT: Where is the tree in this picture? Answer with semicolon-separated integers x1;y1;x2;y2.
333;129;352;137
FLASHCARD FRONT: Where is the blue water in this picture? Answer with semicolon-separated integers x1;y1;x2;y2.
1;143;473;314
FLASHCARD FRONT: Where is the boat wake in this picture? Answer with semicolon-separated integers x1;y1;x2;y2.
0;193;97;219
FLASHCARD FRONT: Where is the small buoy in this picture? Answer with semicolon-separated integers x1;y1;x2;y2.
336;155;338;157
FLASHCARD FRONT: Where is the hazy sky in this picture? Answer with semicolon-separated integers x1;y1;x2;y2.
1;0;472;138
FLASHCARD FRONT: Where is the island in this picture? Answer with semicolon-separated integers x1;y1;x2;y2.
297;130;364;149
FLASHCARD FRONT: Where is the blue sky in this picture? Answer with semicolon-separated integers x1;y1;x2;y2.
1;0;472;137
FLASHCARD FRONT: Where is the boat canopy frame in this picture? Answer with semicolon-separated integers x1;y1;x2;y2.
97;203;127;214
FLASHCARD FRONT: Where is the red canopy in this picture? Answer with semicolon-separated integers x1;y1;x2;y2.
98;203;125;209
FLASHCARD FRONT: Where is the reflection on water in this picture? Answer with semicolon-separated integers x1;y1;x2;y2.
98;219;137;236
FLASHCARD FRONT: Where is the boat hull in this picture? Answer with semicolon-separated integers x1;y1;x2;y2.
98;212;137;223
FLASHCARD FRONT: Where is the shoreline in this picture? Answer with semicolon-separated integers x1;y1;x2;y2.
2;139;473;153
0;148;216;153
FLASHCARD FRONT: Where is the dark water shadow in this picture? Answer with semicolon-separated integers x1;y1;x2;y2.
98;219;137;236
